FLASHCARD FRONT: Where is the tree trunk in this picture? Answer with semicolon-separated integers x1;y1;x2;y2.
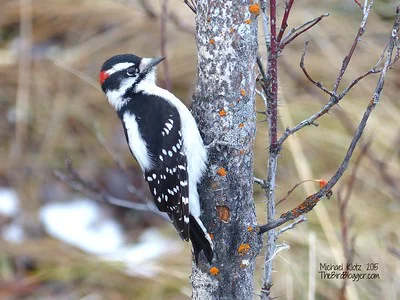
191;1;262;299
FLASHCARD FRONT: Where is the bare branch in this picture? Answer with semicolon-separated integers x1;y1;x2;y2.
388;246;400;260
339;43;400;98
256;57;269;113
256;56;268;86
276;0;295;44
260;0;271;51
10;0;32;162
300;41;336;97
278;30;399;147
160;0;172;90
261;0;279;295
276;215;306;237
138;0;157;18
279;13;329;50
265;242;290;263
276;179;318;206
94;123;126;170
254;177;268;190
332;0;374;94
337;141;369;298
259;9;400;235
255;88;268;113
354;0;363;10
55;160;168;220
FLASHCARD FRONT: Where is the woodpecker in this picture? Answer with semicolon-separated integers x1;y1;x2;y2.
99;54;213;264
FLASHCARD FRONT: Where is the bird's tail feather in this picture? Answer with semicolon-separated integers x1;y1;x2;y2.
189;214;213;265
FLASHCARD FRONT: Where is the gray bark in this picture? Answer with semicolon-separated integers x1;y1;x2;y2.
191;1;262;299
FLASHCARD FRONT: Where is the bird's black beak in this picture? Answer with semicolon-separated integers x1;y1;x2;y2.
141;56;165;73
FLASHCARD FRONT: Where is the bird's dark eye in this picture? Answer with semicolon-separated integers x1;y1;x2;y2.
126;67;137;76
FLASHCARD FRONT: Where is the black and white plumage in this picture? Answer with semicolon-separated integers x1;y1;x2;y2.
99;54;213;264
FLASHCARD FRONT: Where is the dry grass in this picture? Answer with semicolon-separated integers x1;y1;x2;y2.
0;0;399;299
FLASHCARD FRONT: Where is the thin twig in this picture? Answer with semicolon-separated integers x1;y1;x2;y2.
339;43;400;98
276;215;306;237
277;29;396;148
254;177;268;190
354;0;363;10
276;179;317;206
55;160;168;220
260;0;271;51
94;123;127;170
261;0;279;297
300;41;336;97
255;88;268;115
337;142;368;298
256;57;269;113
279;13;329;50
263;242;290;264
276;0;295;44
332;0;374;94
138;0;157;18
259;9;400;234
256;56;268;85
161;0;172;91
10;0;32;162
52;59;100;90
388;246;400;260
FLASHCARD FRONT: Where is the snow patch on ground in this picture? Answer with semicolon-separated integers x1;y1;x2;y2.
0;187;24;243
2;222;24;244
0;188;19;217
40;199;124;255
39;198;182;277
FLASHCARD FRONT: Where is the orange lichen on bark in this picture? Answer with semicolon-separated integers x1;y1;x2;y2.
369;98;374;107
249;3;260;15
219;108;227;116
238;243;250;256
240;89;246;96
318;179;328;189
287;195;321;218
210;267;219;276
217;167;227;176
247;226;253;232
217;205;230;223
239;150;245;155
238;123;244;128
245;19;251;24
209;38;215;44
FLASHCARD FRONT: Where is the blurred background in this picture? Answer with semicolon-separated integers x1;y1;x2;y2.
0;0;399;299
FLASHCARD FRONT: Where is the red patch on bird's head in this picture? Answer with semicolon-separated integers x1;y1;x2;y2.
99;71;110;85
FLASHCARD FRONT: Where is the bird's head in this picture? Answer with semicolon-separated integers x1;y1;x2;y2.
99;54;165;110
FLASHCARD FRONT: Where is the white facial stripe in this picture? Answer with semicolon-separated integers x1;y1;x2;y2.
105;77;136;111
106;62;135;76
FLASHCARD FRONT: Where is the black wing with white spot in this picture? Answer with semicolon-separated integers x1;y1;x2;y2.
144;117;190;241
